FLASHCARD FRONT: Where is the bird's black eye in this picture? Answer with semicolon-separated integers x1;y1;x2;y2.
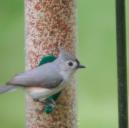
68;61;73;66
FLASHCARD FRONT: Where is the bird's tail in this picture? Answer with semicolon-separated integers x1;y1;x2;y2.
0;85;17;94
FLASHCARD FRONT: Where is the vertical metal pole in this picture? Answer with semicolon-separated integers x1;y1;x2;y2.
115;0;128;128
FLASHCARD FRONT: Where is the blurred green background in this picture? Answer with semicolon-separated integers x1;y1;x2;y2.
0;0;129;128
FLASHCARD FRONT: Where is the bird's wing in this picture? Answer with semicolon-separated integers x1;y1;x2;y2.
7;64;63;89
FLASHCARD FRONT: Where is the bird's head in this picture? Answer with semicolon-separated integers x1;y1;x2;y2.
56;48;86;77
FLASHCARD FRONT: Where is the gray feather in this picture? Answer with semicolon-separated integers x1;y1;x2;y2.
0;85;16;93
7;62;63;89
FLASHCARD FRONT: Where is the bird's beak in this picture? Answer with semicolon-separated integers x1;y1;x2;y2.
78;64;86;69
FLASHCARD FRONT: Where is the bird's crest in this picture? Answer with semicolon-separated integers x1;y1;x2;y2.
59;47;76;61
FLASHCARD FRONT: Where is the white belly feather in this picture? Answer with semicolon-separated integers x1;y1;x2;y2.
27;81;67;101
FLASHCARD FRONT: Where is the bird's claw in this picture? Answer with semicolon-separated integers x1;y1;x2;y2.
33;98;56;114
43;99;56;114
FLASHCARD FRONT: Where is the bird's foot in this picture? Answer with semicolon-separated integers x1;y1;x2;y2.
43;98;56;114
33;98;56;114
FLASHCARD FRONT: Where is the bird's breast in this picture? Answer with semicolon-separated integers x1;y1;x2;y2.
26;83;67;101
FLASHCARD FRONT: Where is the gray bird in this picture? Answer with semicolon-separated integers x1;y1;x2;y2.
0;48;85;102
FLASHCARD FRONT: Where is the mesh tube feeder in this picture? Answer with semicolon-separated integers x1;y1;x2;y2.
25;0;77;128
